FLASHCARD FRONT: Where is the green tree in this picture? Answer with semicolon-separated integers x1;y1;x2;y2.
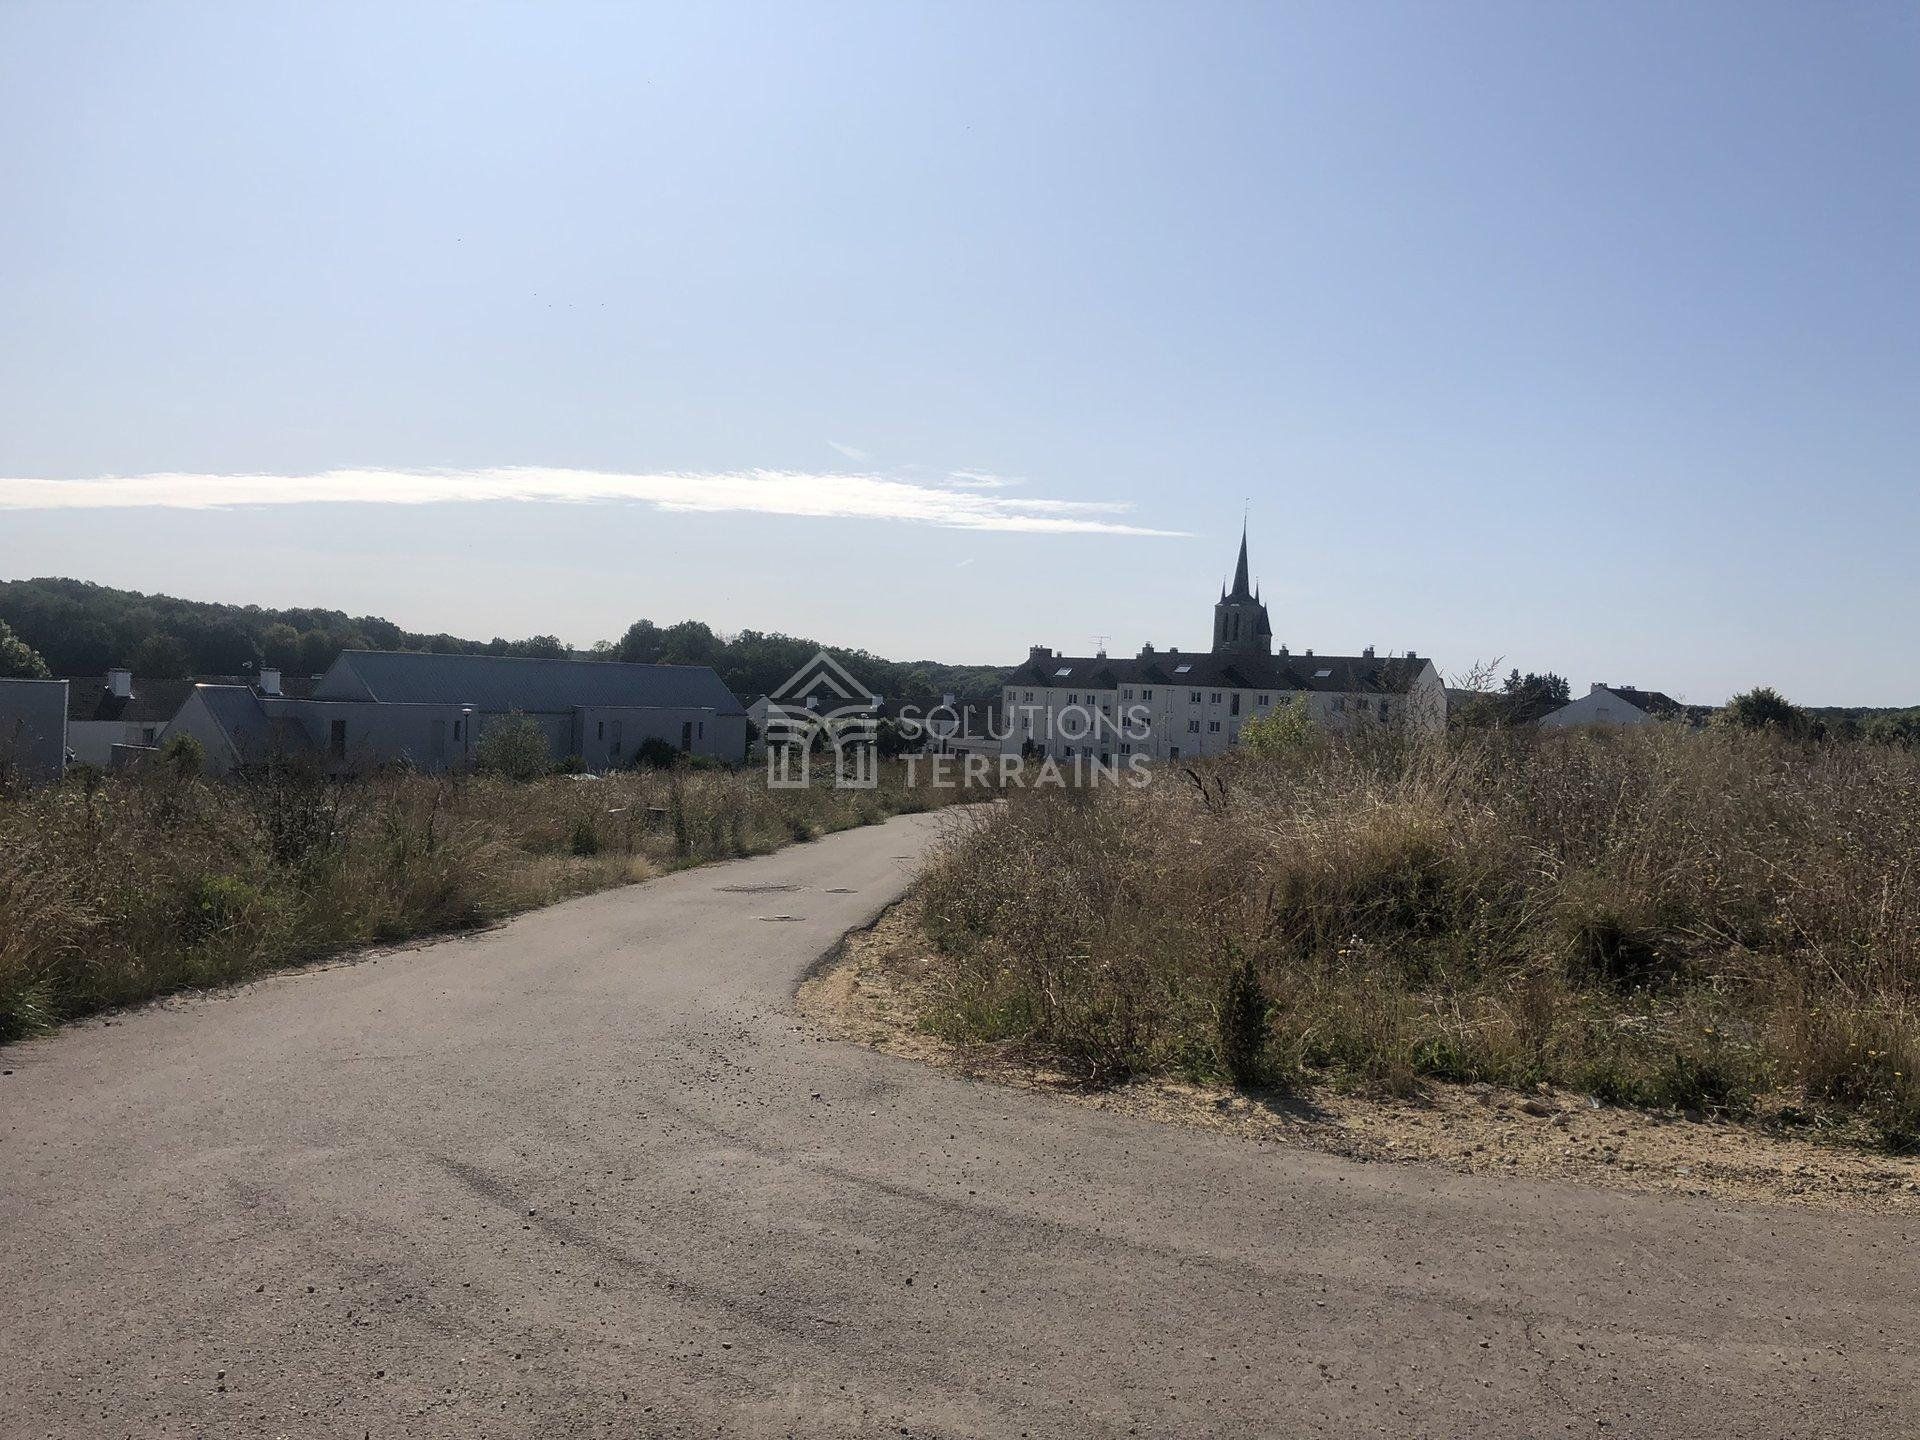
475;713;551;781
131;632;193;679
1862;710;1920;748
0;619;50;679
615;619;664;663
1718;686;1807;736
1240;695;1317;757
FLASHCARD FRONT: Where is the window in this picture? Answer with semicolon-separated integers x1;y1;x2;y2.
1140;688;1153;701
1208;720;1221;733
1022;690;1034;702
1054;667;1073;678
596;720;605;740
1187;720;1200;733
1169;745;1181;759
1378;699;1389;721
328;719;347;758
1122;688;1134;700
1189;690;1201;703
1229;694;1240;716
1067;693;1078;706
1257;694;1269;707
141;726;157;744
1174;664;1192;674
1209;692;1222;704
1228;727;1238;744
453;719;463;742
1120;742;1131;755
1314;668;1333;679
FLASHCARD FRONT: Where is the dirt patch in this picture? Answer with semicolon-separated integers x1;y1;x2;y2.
796;900;1920;1213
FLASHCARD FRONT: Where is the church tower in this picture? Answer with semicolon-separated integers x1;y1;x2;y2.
1211;523;1272;656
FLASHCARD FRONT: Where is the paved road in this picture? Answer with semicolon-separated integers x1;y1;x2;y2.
3;812;1915;1438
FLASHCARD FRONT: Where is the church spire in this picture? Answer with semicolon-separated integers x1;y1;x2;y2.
1227;521;1254;601
1212;518;1272;656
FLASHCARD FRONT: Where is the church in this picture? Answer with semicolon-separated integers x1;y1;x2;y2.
1000;527;1447;762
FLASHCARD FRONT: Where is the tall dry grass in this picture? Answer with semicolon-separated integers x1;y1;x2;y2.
916;726;1920;1147
0;759;962;1042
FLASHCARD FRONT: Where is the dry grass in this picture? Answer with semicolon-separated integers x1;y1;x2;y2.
0;759;964;1041
915;726;1920;1149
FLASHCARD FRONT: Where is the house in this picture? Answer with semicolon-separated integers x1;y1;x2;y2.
0;678;69;785
1538;683;1695;731
1000;526;1447;763
884;694;1000;757
166;651;748;777
63;668;316;766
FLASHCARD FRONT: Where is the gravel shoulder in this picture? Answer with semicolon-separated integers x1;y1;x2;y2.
798;896;1920;1214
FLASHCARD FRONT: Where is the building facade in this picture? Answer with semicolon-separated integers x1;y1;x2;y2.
1000;528;1446;762
166;651;748;777
1538;683;1695;730
0;678;70;785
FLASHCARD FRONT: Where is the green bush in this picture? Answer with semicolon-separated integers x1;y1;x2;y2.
476;713;550;782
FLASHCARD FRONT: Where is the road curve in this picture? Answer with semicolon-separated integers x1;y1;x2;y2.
2;810;1914;1438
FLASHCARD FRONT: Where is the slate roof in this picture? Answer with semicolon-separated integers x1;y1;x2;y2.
1006;650;1429;695
322;651;747;715
64;674;314;723
1605;685;1683;718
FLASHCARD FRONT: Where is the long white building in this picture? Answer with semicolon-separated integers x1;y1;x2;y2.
1000;527;1446;762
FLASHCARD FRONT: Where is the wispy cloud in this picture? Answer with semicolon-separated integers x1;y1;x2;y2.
947;469;1018;489
0;467;1185;537
827;440;870;462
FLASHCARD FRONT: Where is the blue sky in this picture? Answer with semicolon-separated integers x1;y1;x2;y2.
2;2;1915;703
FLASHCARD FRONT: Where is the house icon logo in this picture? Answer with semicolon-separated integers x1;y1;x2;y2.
763;651;880;790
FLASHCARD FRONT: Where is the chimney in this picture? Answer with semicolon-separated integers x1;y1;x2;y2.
1139;641;1155;656
1363;645;1375;659
941;691;955;709
258;668;282;696
107;668;133;698
1406;649;1416;660
1591;682;1606;694
1028;645;1053;664
1095;647;1107;660
1305;648;1314;657
1279;644;1289;657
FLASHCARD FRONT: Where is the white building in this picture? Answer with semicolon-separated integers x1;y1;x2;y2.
1538;683;1691;731
1000;527;1446;762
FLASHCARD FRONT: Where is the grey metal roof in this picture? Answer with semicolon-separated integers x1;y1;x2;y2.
64;674;315;723
325;651;746;715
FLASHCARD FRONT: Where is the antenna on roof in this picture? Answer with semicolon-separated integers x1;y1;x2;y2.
1091;633;1111;657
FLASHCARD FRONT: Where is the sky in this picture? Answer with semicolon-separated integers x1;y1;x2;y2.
2;2;1916;704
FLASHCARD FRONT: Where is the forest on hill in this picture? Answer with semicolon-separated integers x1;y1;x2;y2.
0;577;1007;705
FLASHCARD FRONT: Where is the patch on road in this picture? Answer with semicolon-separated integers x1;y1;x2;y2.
716;883;799;894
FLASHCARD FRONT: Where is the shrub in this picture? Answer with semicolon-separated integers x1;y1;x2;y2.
914;725;1920;1148
1238;696;1317;758
159;733;205;778
634;736;678;769
476;713;550;781
1216;949;1269;1087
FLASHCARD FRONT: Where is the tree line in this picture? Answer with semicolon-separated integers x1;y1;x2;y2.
0;577;1005;705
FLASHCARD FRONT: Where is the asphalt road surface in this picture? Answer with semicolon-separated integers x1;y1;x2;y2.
3;811;1915;1438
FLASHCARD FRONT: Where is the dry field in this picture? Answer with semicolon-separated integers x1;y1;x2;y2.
891;725;1920;1153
